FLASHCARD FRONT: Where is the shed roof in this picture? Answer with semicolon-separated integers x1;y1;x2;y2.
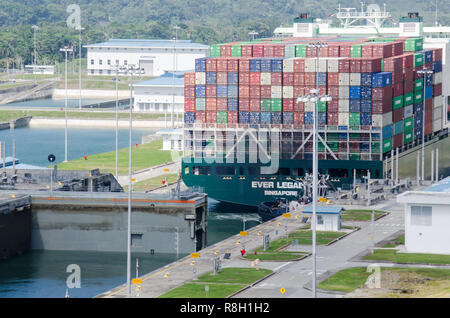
424;176;450;193
302;206;343;214
85;38;209;49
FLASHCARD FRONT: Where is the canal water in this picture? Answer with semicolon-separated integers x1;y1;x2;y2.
0;125;260;298
1;98;122;108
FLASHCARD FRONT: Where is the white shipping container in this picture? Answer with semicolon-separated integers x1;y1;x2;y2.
338;99;349;112
404;104;413;118
338;86;349;98
433;118;442;132
326;58;339;73
433;106;443;121
271;86;282;99
338;112;349;126
304;58;316;72
432;72;442;85
318;59;327;72
382;111;393;126
304;101;315;112
338;73;350;85
372;114;383;127
195;72;206;85
283;58;294;73
433;96;443;108
349;73;361;86
260;72;271;85
283;86;294;99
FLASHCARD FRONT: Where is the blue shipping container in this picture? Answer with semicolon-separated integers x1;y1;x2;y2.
271;59;283;72
361;100;372;113
260;112;272;124
283;112;294;124
372;72;392;87
425;86;433;100
195;85;206;98
349;86;362;99
271;111;282;124
305;112;314;124
421;49;433;63
433;61;442;73
227;85;238;98
361;73;373;86
249;59;261;72
260;59;272;72
349;99;361;112
249;112;260;124
206;72;217;85
195;58;206;72
361;86;372;100
227;72;238;85
317;72;327;86
217;85;228;98
227;98;238;111
424;73;433;87
184;112;195;124
239;111;250;124
318;112;327;125
413;102;423;113
361;112;372;125
382;124;393;139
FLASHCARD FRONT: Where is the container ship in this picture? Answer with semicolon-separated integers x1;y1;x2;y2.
181;9;449;207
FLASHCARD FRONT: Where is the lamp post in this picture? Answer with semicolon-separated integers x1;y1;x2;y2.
416;68;434;183
32;25;39;84
77;26;85;109
59;46;74;163
110;62;122;181
172;25;180;129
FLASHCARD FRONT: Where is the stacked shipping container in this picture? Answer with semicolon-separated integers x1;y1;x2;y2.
184;36;444;159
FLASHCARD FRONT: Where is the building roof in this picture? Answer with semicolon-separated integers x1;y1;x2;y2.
302;206;343;214
85;38;209;50
134;71;189;87
424;176;450;193
397;177;450;205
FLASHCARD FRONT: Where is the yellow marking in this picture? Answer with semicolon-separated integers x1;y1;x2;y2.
132;278;142;285
280;288;286;294
191;252;200;258
163;168;169;172
282;213;291;218
240;231;248;236
163;273;169;278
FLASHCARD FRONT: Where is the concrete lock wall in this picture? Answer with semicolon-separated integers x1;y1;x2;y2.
30;205;199;254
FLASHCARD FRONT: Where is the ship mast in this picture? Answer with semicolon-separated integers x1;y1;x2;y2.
336;2;389;29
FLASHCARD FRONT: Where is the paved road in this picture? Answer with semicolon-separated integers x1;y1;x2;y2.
117;161;180;186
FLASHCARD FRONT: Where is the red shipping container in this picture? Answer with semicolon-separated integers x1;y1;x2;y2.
206;98;217;111
327;86;339;99
206;111;216;123
294;100;304;112
263;44;274;57
239;85;250;98
249;99;260;111
304;85;316;95
206;58;217;72
304;73;316;86
184;72;195;86
392;82;403;97
338;59;350;72
294;112;305;125
184;86;195;99
249;73;261;85
238;58;250;72
238;98;250;111
217;72;228;85
293;86;305;99
271;73;282;85
327;112;339;125
349;59;361;73
392;41;404;56
361;58;382;73
238;72;248;84
227;58;239;72
206;85;217;97
361;45;373;58
404;79;413;93
283;99;294;112
393;108;403;122
425;123;433;136
328;73;339;86
318;46;328;57
327;99;339;112
293;59;305;73
403;68;414;82
249;85;261;99
283;72;294;86
252;44;264;57
424;62;433;70
327;45;340;57
434;83;442;97
425;99;433;112
318;85;327;95
184;99;195;112
228;111;238;124
372;86;392;101
393;133;403;148
220;45;231;57
293;73;305;85
306;46;318;57
217;98;228;110
260;85;271;99
400;53;414;69
216;58;228;72
339;45;351;57
195;111;206;123
372;43;393;58
372;101;386;114
392;71;403;84
273;45;285;57
432;48;443;61
383;56;402;73
241;45;253;57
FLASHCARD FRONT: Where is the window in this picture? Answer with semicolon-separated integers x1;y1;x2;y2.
184;167;189;175
90;59;94;65
124;60;128;65
329;168;348;178
131;234;143;247
99;59;103;65
277;167;290;176
107;59;111;65
214;166;235;176
292;168;304;176
116;59;119;65
90;70;94;74
411;206;432;226
99;70;103;75
193;166;212;175
107;70;111;75
317;215;324;225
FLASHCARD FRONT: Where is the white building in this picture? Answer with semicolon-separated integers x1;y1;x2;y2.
397;177;450;254
133;71;186;113
84;39;209;77
155;128;183;151
302;206;343;231
24;65;55;75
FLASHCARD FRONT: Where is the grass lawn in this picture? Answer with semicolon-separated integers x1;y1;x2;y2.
158;267;272;298
381;234;405;248
362;249;450;265
318;266;450;295
245;251;309;261
341;209;386;221
123;174;178;192
0;110;162;121
57;139;178;175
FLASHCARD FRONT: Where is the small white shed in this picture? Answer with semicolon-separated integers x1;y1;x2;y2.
302;206;343;231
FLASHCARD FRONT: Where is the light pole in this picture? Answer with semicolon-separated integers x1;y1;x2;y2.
417;68;433;182
111;62;122;181
248;30;258;41
32;25;39;84
60;46;74;163
172;26;180;129
77;26;85;109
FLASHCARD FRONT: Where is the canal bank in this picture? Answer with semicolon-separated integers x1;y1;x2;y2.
29;118;178;129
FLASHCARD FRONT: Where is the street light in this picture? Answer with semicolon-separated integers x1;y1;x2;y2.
248;30;258;41
77;26;85;109
32;25;39;84
59;46;74;163
118;64;144;298
416;68;434;183
110;62;122;181
172;25;181;129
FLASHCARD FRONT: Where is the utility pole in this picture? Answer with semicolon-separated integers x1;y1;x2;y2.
172;25;180;129
77;26;85;109
32;25;39;84
60;46;73;163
